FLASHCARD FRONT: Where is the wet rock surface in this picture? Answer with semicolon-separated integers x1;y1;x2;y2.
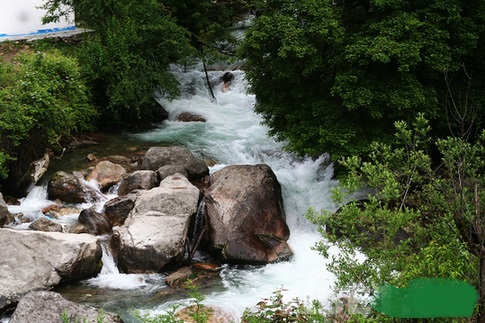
47;171;93;203
0;229;102;317
29;217;63;232
104;195;136;227
205;164;293;264
86;160;127;191
117;170;158;196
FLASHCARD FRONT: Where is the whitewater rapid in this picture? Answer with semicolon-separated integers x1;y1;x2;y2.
129;64;340;319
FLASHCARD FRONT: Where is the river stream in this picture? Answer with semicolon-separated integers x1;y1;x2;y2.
7;63;340;322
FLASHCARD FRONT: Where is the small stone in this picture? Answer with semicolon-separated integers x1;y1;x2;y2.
85;153;97;162
165;267;193;288
42;204;60;214
176;112;206;122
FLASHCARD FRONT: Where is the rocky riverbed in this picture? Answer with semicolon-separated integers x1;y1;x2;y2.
0;143;293;321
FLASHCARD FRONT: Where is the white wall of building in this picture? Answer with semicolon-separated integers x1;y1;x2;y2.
0;0;74;36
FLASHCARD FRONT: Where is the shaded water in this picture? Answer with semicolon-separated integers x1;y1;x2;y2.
8;63;340;322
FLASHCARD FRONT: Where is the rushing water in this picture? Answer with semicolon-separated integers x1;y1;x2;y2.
6;63;340;322
128;64;341;319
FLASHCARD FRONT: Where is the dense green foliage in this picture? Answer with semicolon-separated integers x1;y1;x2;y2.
163;0;243;53
0;49;96;180
241;0;485;319
43;0;195;126
309;116;485;321
240;0;485;159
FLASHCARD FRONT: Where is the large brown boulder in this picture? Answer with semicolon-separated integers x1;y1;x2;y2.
86;160;127;191
9;291;123;323
67;223;91;234
47;171;93;203
0;229;102;317
111;174;200;273
117;170;158;196
205;164;293;264
141;146;209;181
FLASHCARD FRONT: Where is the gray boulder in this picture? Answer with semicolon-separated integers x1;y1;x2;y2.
9;291;122;323
141;146;208;180
117;170;158;196
0;229;102;316
111;174;200;273
205;164;293;264
157;165;188;181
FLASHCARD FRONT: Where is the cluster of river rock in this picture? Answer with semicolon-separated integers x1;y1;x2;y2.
0;145;293;322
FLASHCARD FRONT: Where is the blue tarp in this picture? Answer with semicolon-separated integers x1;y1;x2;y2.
0;26;76;39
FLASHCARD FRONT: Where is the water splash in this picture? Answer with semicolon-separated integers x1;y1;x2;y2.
85;240;165;291
7;185;52;221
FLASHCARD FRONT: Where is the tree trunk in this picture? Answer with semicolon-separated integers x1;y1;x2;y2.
202;58;216;102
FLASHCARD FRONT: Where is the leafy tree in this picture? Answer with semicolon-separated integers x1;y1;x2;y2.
240;0;485;160
308;116;485;321
164;0;237;52
41;0;195;126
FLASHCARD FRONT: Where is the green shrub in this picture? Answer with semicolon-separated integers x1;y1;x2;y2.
0;49;97;180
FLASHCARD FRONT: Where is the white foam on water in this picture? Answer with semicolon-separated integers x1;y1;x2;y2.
7;185;53;221
85;243;165;291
